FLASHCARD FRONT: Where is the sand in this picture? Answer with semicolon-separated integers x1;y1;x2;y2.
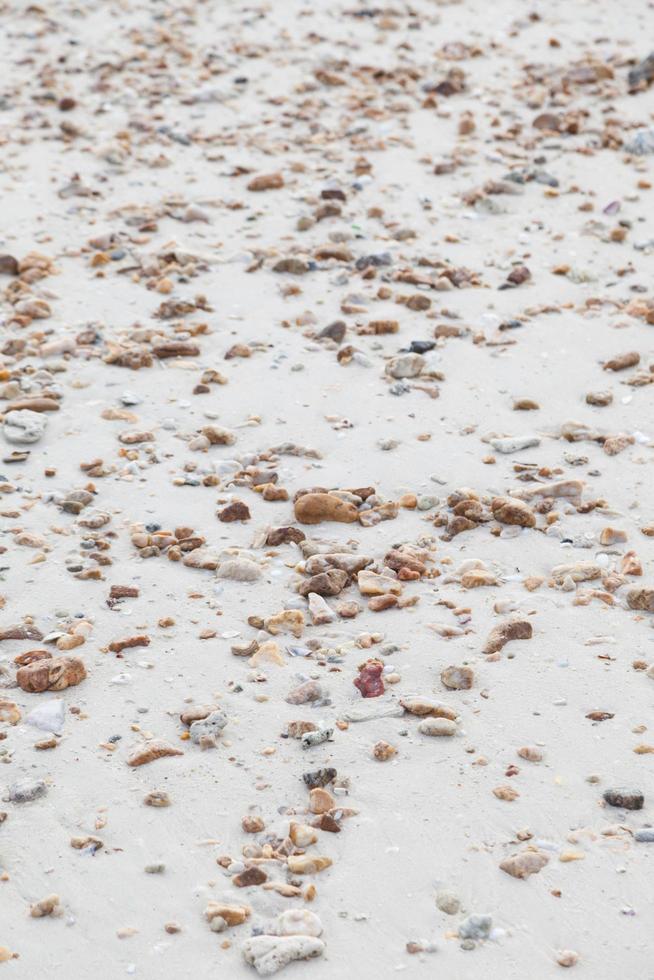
1;0;654;976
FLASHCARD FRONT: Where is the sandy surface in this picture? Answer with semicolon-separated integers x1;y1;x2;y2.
1;0;654;976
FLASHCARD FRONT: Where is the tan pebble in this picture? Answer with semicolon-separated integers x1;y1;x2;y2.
70;836;103;850
248;173;284;192
35;737;57;750
286;721;318;738
491;497;536;528
461;569;498;588
586;391;612;407
204;902;250;926
517;746;543;762
500;849;549;879
17;656;86;693
294;493;358;525
599;526;627;545
287;855;332;874
556;950;579;968
180;705;215;726
373;740;396;761
127;739;183;767
308;788;335;814
249;640;285;668
242;816;265;833
626;587;654;612
483;619;532;654
400;697;458;720
493;784;519;801
441;665;473;690
264;610;304;638
559;851;584;862
164;922;182;934
30;894;60;918
368;594;398;612
418;718;457;737
621;551;642;576
289;822;318;847
0;699;21;725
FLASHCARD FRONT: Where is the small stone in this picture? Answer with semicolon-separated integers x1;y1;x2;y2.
0;700;21;725
30;894;61;918
517;746;543;762
458;913;492;940
308;788;335;814
483;620;532;654
441;665;473;690
294;492;358;525
303;767;336;789
435;890;461;915
287;855;332;874
385;353;425;379
418;718;457;737
248;172;284;191
218;501;251;523
289;822;318;847
217;558;262;582
5;778;48;803
205;901;251;927
241;935;325;975
489;435;540;454
233;866;267;887
586;390;613;406
286;681;322;705
272;910;323;937
242;816;265;833
189;710;228;745
17;656;87;693
400;697;457;720
373;740;396;761
626;588;654;612
144;791;170;807
500;849;549;879
493;784;519;801
556;950;579;968
3;410;48;444
127;739;184;767
491;497;536;528
603;788;644;810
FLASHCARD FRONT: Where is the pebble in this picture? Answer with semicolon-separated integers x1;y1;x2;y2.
418;718;458;737
241;936;325;975
500;849;549;879
458;914;492;941
435;890;461;915
441;665;474;690
5;779;48;803
603;788;644;810
489;435;540;454
3;410;48;444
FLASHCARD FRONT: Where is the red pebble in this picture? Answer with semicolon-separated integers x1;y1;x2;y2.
353;659;385;698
